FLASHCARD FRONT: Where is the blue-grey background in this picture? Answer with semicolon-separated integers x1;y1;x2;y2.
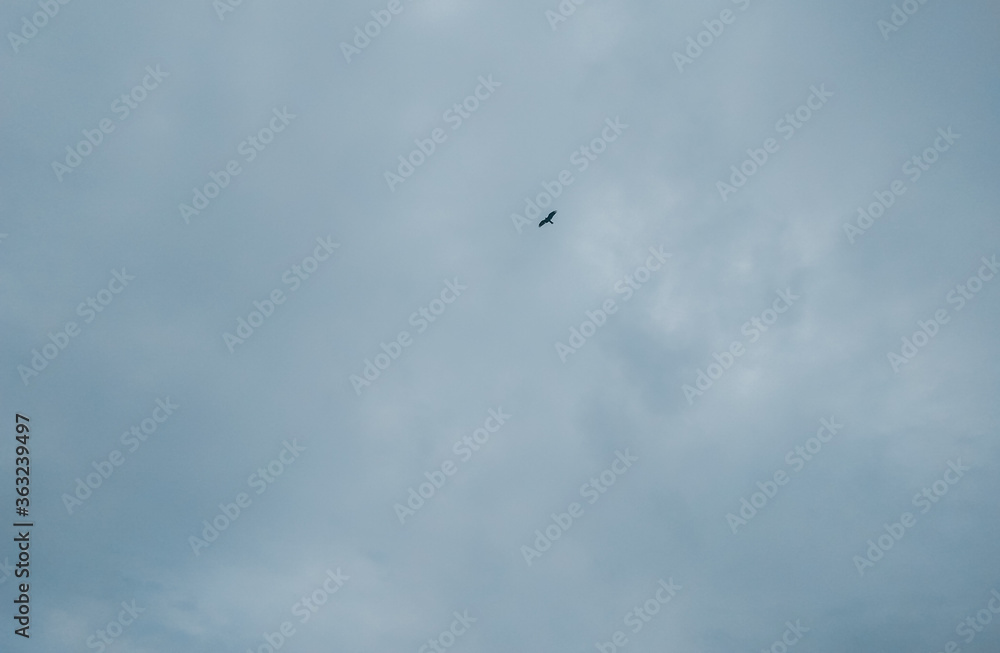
2;0;999;651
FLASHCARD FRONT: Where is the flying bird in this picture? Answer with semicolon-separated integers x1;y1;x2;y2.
538;210;556;227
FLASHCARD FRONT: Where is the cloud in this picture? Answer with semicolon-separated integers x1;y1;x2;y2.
2;0;999;650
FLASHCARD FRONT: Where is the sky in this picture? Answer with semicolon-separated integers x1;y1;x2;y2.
2;0;1000;651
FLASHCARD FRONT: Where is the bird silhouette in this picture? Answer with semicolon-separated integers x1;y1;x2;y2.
538;210;556;227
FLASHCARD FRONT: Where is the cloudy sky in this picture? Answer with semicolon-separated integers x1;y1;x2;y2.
2;0;1000;651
